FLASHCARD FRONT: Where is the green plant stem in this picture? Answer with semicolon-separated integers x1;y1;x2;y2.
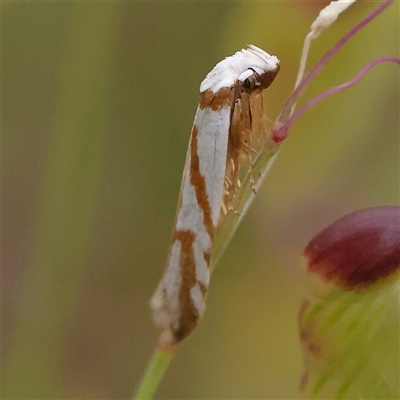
135;135;281;399
134;344;175;400
212;135;281;268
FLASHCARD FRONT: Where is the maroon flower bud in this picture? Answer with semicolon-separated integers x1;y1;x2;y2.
304;206;400;290
300;207;400;399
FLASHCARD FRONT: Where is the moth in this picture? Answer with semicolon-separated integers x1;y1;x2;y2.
151;45;280;345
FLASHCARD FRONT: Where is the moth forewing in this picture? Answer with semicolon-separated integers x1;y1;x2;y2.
151;45;280;345
151;105;231;343
249;90;269;145
225;86;267;200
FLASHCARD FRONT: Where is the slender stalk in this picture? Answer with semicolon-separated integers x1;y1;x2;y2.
274;57;400;141
277;0;395;125
134;345;175;400
212;137;280;268
214;0;396;264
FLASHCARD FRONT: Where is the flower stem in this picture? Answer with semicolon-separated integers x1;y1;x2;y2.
273;57;400;142
212;137;280;267
134;344;175;400
278;0;395;125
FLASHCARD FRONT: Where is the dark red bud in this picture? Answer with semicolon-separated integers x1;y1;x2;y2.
304;207;400;289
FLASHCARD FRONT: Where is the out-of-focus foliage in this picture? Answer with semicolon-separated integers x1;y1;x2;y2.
3;2;398;399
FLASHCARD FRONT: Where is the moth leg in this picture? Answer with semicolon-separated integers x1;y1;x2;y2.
221;200;228;215
248;159;257;194
241;142;258;194
224;175;232;189
232;208;243;216
249;167;257;194
230;158;235;174
221;198;242;216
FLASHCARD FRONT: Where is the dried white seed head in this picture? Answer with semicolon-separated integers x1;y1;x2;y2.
294;0;357;91
310;0;357;39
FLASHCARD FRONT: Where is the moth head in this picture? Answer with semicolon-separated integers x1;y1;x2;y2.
240;65;280;92
200;44;280;94
238;45;280;91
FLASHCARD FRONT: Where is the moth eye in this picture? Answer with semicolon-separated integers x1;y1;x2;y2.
243;69;261;91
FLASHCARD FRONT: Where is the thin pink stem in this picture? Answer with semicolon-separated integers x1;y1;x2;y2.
277;0;395;125
272;57;400;142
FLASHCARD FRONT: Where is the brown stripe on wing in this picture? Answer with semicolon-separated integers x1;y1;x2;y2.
189;125;215;239
225;85;266;203
173;229;200;342
224;88;252;196
199;87;234;111
197;273;208;296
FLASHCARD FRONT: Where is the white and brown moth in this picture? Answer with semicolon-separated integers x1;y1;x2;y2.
151;45;280;345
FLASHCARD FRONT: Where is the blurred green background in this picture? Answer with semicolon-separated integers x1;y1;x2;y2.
3;2;398;399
